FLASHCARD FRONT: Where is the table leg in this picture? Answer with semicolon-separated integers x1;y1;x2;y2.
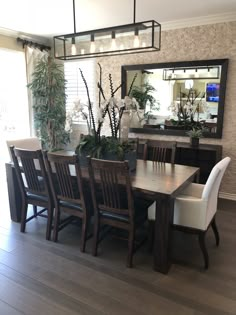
5;163;21;222
153;195;173;273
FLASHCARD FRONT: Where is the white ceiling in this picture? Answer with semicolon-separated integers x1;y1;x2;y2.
1;0;236;39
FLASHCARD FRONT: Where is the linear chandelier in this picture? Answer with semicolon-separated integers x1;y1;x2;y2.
163;66;220;80
53;0;161;60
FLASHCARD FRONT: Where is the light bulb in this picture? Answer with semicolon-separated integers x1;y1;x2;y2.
71;38;76;55
111;31;117;50
133;28;140;48
90;42;95;53
90;34;95;53
111;38;117;50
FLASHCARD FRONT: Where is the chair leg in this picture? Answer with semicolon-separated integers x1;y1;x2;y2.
211;217;220;246
93;216;99;256
53;207;60;242
127;227;135;268
20;201;28;233
148;220;155;253
198;232;209;269
46;207;54;241
33;205;37;217
80;216;88;253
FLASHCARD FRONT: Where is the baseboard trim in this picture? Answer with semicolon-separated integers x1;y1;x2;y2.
219;192;236;201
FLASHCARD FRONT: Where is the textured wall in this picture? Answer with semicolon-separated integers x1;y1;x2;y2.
73;21;236;197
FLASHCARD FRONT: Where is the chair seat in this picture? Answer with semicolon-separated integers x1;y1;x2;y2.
100;203;147;224
27;192;49;203
59;200;83;212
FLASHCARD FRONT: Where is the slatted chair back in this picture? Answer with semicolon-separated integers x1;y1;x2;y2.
10;146;50;197
143;140;177;164
88;158;134;221
44;153;86;207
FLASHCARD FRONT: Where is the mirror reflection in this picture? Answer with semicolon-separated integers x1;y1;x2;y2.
121;59;228;138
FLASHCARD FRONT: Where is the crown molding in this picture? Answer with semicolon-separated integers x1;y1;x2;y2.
1;11;236;42
161;11;236;31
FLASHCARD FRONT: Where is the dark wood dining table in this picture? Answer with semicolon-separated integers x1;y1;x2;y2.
6;153;199;274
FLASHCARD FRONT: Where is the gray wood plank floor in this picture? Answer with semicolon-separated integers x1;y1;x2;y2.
0;168;235;314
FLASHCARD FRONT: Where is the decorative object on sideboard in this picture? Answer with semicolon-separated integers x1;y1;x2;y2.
186;127;204;147
53;0;161;60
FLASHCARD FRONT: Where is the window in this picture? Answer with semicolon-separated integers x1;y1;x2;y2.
0;48;29;161
64;59;96;123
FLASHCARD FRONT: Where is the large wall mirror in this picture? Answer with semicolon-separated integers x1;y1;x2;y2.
121;59;228;138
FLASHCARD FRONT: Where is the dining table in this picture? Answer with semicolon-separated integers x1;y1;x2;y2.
130;159;199;273
5;153;199;274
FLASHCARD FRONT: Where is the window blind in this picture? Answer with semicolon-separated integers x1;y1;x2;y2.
64;59;96;123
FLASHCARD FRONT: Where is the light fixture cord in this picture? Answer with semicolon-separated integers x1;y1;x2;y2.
73;0;76;33
133;0;136;23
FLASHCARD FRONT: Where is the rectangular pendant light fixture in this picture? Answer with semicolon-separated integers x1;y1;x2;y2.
53;0;161;60
163;66;220;80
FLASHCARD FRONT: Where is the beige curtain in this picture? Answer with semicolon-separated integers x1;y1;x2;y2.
25;46;49;136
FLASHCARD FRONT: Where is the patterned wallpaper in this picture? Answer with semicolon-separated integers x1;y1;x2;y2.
72;21;236;197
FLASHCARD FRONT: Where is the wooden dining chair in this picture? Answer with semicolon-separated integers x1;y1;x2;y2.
143;140;177;164
44;152;92;252
10;146;53;240
88;157;148;267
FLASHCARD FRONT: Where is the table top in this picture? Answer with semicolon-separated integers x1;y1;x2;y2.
131;160;199;197
8;151;199;199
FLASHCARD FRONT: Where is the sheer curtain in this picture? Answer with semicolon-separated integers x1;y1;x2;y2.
0;48;30;162
25;46;48;135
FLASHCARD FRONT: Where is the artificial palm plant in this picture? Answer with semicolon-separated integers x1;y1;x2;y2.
28;56;69;151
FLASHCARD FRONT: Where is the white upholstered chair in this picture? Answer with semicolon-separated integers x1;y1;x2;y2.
148;157;231;269
6;137;41;161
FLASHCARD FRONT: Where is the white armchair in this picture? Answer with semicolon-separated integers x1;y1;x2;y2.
148;157;231;269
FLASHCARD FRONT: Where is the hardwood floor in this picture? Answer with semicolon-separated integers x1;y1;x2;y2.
0;165;236;314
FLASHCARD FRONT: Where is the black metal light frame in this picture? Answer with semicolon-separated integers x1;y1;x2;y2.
53;0;161;60
163;66;220;80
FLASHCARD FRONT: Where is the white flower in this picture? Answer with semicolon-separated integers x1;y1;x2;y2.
97;107;104;122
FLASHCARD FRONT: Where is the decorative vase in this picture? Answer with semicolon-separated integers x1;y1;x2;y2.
190;137;199;147
130;109;145;128
120;110;131;140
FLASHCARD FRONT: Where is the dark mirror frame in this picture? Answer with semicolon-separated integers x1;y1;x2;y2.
121;59;228;138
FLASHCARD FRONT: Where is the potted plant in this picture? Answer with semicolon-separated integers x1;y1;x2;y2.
75;64;137;170
128;78;160;127
27;55;70;151
186;127;204;147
